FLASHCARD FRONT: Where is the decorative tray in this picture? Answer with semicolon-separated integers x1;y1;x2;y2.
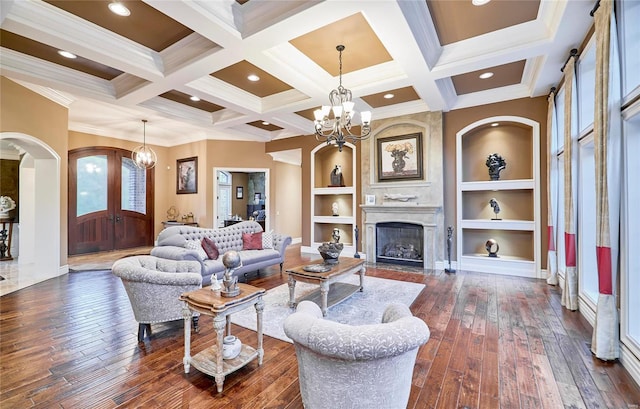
302;264;331;273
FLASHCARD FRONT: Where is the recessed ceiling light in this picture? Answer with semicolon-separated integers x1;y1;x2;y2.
247;74;260;82
472;0;491;5
479;72;494;79
262;121;270;126
491;122;499;127
108;2;131;16
383;93;395;99
190;96;200;102
57;50;77;59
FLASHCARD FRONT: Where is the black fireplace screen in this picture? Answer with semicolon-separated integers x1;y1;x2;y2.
376;222;423;266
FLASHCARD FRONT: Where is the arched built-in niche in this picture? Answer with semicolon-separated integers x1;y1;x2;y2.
455;116;541;278
0;132;63;288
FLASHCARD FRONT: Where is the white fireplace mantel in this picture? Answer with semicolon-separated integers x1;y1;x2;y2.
360;204;441;270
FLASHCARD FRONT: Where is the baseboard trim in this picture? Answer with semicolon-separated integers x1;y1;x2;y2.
435;260;457;271
621;342;640;387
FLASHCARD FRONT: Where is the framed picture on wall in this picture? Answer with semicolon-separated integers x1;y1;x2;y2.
177;157;198;194
236;186;243;199
377;132;423;182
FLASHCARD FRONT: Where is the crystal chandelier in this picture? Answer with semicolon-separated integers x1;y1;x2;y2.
314;45;372;152
132;119;157;169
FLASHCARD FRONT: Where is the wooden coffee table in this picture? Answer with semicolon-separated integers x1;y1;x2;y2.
180;283;265;393
286;258;366;316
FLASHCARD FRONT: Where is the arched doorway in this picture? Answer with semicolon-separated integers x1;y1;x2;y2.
0;132;63;291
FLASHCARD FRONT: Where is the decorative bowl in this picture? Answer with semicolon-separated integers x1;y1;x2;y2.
317;242;343;264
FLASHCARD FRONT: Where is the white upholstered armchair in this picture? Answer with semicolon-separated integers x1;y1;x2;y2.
112;255;202;342
283;300;430;409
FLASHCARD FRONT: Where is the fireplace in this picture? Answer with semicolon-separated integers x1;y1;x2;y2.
376;222;424;266
361;204;441;271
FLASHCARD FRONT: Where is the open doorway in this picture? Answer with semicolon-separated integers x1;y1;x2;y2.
213;167;270;231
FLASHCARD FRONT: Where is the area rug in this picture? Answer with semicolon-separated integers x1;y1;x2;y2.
231;275;425;343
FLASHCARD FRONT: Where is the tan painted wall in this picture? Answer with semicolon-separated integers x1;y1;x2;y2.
0;76;69;265
273;161;302;239
443;96;548;265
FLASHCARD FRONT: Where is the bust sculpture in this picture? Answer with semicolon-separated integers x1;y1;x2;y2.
486;153;506;180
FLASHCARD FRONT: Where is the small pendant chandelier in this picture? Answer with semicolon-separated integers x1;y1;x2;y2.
313;45;372;152
132;119;157;169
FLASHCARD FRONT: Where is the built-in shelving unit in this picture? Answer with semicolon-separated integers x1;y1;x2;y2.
456;116;540;278
307;142;357;256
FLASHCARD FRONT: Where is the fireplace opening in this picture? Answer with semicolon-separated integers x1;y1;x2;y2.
376;222;424;267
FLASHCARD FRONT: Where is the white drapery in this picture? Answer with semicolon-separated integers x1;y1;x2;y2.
560;56;579;311
546;89;559;286
591;0;621;361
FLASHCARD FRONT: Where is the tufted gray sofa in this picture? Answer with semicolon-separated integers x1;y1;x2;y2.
283;300;430;409
150;221;292;286
112;255;202;342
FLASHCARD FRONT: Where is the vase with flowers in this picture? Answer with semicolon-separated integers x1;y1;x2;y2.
385;142;414;173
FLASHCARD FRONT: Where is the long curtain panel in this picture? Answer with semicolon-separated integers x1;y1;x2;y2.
546;89;559;286
591;0;621;360
561;56;579;311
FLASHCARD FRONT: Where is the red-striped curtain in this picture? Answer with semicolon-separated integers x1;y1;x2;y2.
546;90;559;286
591;0;621;361
561;57;578;311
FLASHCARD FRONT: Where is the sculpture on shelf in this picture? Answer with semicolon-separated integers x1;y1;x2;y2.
486;239;499;257
221;251;241;297
332;227;340;243
489;198;501;220
486;153;506;180
331;202;339;216
330;164;344;187
445;226;455;273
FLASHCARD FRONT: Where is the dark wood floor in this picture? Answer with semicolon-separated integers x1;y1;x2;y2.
2;245;640;408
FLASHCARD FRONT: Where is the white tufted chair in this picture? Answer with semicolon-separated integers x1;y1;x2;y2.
283;300;430;409
112;255;202;342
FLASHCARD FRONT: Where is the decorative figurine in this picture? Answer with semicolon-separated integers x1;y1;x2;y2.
221;250;241;297
486;153;506;180
332;227;340;243
445;226;455;273
353;226;361;259
489;198;501;220
0;196;16;219
330;164;344;187
331;202;339;216
486;239;499;257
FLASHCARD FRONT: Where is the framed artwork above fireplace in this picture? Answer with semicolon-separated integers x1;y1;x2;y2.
377;132;423;181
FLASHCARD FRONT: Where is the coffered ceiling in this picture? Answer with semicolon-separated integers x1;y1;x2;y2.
0;0;595;147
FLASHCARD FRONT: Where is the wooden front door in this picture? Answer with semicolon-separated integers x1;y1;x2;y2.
68;147;154;255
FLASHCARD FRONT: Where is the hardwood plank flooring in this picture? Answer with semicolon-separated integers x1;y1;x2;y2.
2;245;640;408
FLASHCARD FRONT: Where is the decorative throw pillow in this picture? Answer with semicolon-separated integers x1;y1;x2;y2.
201;237;219;260
242;232;263;250
184;240;208;261
262;229;274;249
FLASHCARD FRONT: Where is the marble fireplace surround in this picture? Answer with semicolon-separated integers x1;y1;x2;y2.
359;111;444;270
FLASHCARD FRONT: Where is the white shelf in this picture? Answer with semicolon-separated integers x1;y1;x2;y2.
461;219;535;231
461;179;534;191
461;254;536;278
314;216;353;224
314;187;355;195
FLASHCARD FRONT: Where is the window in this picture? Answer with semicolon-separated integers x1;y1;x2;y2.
578;136;598;304
619;0;640;97
577;38;596;132
76;155;107;216
121;157;146;214
556;153;566;276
